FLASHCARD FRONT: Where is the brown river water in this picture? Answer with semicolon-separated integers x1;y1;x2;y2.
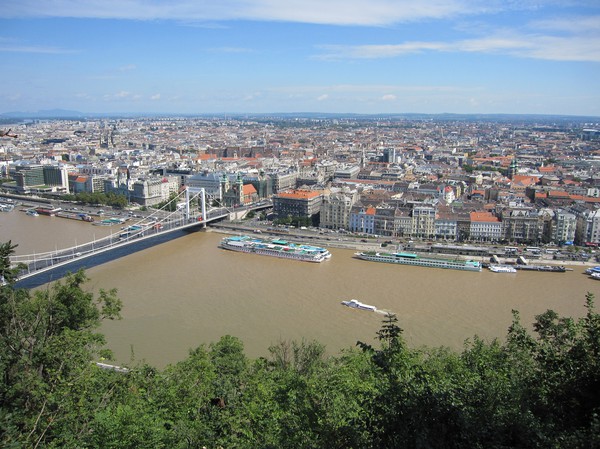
2;207;599;368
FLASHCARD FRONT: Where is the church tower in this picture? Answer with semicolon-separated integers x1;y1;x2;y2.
236;172;244;205
508;157;518;179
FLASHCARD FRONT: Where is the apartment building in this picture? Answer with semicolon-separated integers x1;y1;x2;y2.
319;187;358;230
272;189;323;219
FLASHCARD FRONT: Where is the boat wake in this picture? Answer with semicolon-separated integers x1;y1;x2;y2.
375;309;394;316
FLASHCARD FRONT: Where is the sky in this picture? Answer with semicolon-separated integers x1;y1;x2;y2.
1;0;599;117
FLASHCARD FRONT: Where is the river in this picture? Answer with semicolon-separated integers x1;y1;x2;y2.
2;206;599;368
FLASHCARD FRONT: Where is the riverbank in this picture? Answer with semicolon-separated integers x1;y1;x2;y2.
210;222;599;268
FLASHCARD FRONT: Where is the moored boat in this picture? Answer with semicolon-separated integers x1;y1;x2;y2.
56;211;94;222
220;235;331;263
489;265;517;273
585;266;600;275
94;217;127;226
514;265;566;272
34;207;61;216
354;250;481;272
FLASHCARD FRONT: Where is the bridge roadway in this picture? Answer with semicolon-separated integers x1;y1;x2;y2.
13;210;229;289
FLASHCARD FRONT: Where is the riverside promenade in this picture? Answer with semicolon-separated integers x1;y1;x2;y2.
211;221;599;269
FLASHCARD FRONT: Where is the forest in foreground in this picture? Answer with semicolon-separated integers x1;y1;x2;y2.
1;241;599;448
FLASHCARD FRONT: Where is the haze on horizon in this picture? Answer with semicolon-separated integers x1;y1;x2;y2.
1;0;599;117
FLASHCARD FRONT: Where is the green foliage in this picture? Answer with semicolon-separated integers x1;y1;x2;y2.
61;191;128;208
273;215;312;228
0;244;123;447
2;239;600;448
0;241;25;286
155;192;180;212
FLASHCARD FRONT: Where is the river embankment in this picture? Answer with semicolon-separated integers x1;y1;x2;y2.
210;221;598;268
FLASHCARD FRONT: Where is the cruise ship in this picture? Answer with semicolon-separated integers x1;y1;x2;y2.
220;235;331;263
354;250;481;272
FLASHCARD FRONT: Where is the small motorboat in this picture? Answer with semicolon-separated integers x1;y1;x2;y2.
341;299;377;312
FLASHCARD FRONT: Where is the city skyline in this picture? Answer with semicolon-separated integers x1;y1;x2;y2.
1;0;599;117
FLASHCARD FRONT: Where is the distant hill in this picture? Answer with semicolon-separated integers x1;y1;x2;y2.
0;109;89;119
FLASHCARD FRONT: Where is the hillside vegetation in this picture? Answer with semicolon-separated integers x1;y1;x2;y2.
1;241;599;448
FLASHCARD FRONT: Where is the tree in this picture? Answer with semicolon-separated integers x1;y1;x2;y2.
0;241;25;286
0;242;123;447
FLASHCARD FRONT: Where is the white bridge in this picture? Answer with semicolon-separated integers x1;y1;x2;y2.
11;188;270;285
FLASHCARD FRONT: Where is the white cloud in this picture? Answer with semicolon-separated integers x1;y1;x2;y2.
0;0;500;25
317;94;329;101
151;93;161;100
315;17;600;63
382;94;397;101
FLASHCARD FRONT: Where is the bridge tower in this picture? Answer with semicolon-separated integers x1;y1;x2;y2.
184;186;207;227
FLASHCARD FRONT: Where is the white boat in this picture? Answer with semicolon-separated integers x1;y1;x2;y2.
488;265;517;273
590;272;600;280
585;266;600;275
220;235;331;263
341;299;377;312
354;251;481;272
25;209;39;217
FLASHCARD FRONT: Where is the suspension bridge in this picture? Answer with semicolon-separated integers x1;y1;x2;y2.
11;188;270;288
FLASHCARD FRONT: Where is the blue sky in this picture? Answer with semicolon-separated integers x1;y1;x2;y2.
1;0;599;116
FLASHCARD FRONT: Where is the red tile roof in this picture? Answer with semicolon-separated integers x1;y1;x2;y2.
276;189;322;200
242;184;257;195
470;211;500;222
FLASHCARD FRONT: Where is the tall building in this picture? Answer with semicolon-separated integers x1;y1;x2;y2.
382;147;396;164
553;210;577;244
12;163;69;193
500;208;541;243
578;209;600;245
320;187;358;230
412;205;436;239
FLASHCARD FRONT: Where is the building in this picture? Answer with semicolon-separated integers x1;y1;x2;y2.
130;176;179;207
68;173;89;194
186;171;225;201
270;170;298;193
393;208;413;238
469;211;502;242
272;189;323;220
553;210;577;244
319;187;358;230
412;205;436;239
333;165;361;179
382;147;397;164
435;210;459;240
578;209;600;245
349;205;376;235
500;208;541;243
11;163;70;193
373;205;396;236
221;173;259;207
